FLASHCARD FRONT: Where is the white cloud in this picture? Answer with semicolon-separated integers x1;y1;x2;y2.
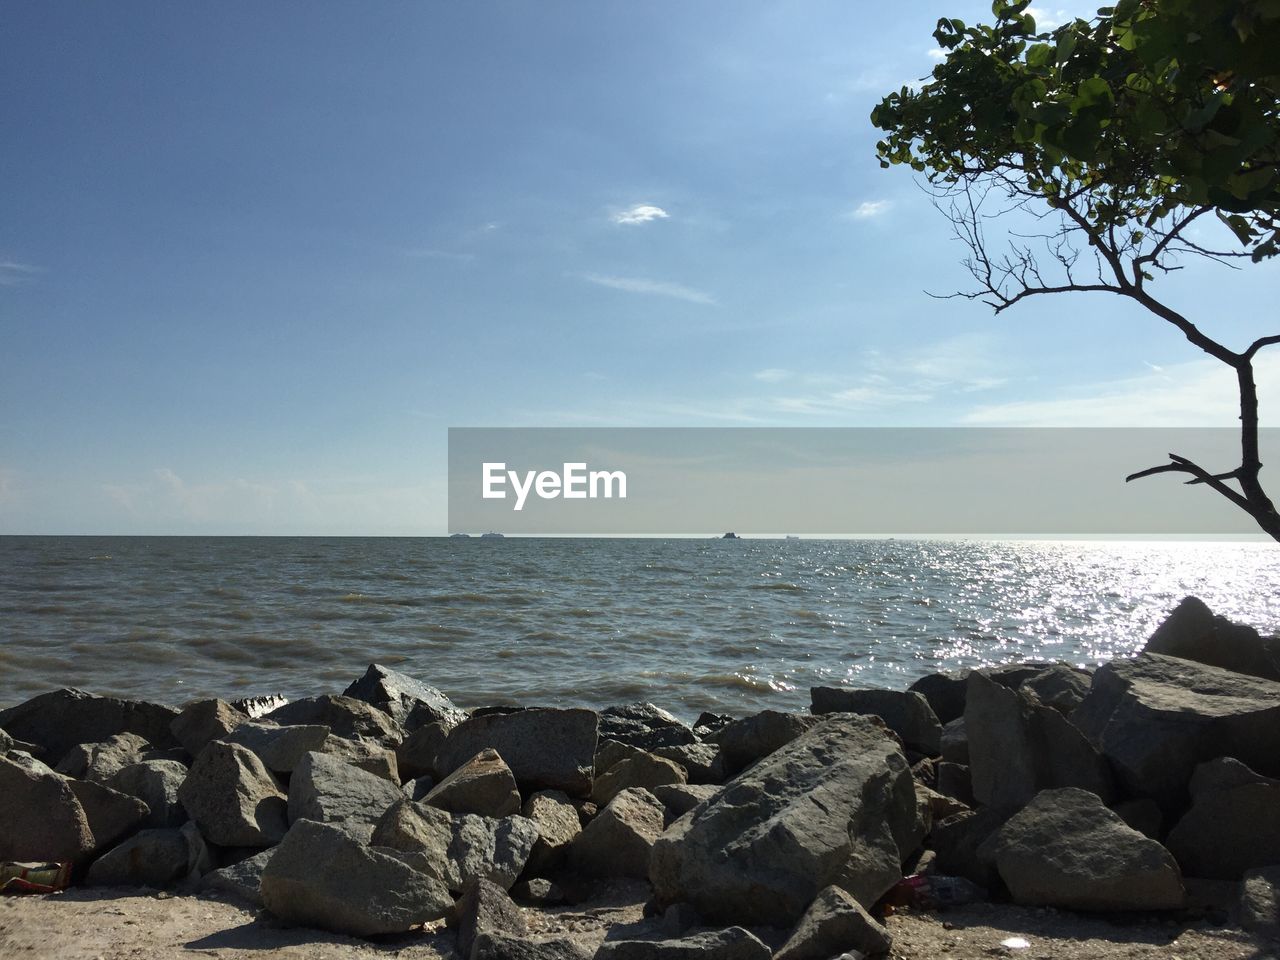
0;261;41;286
849;200;892;220
581;273;716;305
754;368;793;383
612;204;670;226
927;48;947;61
1026;7;1070;30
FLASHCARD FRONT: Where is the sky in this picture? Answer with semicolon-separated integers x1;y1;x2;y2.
3;1;1279;535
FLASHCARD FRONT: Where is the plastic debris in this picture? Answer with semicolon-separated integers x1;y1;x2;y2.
0;861;72;895
1000;936;1031;950
884;873;987;909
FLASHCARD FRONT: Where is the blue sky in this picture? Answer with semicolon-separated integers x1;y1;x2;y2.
3;2;1278;534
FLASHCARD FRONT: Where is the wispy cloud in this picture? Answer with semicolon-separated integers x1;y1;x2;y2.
754;368;793;383
849;200;892;220
580;273;716;306
612;204;670;226
0;261;42;287
1027;6;1070;30
927;48;947;61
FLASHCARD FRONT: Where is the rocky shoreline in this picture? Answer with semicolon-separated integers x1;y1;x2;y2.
2;594;1280;959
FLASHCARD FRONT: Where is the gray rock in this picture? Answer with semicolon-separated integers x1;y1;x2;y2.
0;688;179;761
404;776;435;801
55;732;152;782
425;748;521;817
1112;798;1163;840
1072;653;1280;812
473;932;592;960
0;752;96;863
1240;865;1280;935
774;885;892;960
966;671;1113;813
229;694;288;719
599;703;697;752
343;663;468;732
436;708;598;797
264;695;402;746
510;878;566;906
1144;596;1280;681
1021;665;1093;716
67;778;151;852
811;687;942;756
596;928;771;960
107;760;188;828
931;808;1004;889
659;902;703;937
934;762;974;807
396;721;452;781
651;783;720;819
521;789;581;876
456;877;528;959
715;710;820;778
179;741;288;846
939;717;968;765
260;818;453;937
596;738;647;777
570;787;666;879
170;699;247;756
86;822;209;889
593;752;687;807
988;787;1184;911
651;715;919;925
908;672;968;725
223;721;330;774
286;750;403;841
201;848;274;906
320;735;400;782
1165;757;1280;879
652;742;723;785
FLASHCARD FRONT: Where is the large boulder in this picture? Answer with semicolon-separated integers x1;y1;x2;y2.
774;885;892;960
1165;757;1280;879
986;787;1184;911
651;714;919;925
86;822;209;889
286;751;403;841
908;672;968;725
55;732;151;782
396;721;452;781
966;671;1113;813
1071;653;1280;811
260;818;453;937
424;748;521;817
68;778;151;851
223;721;330;774
320;735;399;782
107;760;189;828
592;752;687;807
652;742;722;785
596;928;771;960
201;848;274;906
264;695;402;746
0;753;96;863
569;787;666;879
1020;665;1093;716
456;877;528;960
715;711;820;778
810;687;942;755
343;663;468;731
0;689;179;760
599;703;697;752
170;699;247;756
521;790;581;876
652;783;720;819
1240;865;1280;936
178;741;288;846
1143;596;1280;681
435;708;598;797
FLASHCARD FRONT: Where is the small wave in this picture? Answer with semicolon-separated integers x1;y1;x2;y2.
750;582;805;592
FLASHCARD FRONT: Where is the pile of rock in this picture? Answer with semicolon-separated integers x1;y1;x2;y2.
1;596;1279;956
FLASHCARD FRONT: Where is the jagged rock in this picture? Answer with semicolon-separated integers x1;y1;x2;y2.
774;885;892;960
0;752;96;862
286;751;403;841
652;783;719;819
223;722;330;774
371;800;539;892
908;672;968;725
599;703;697;751
229;694;288;719
934;762;974;807
436;708;598;797
55;732;152;782
652;742;723;784
1144;596;1280;681
201;848;274;906
987;664;1050;689
320;735;399;781
68;778;151;852
260;818;453;937
659;902;702;937
715;711;820;778
264;695;402;746
987;787;1184;911
510;878;566;906
966;672;1113;813
1021;665;1092;716
404;777;434;801
570;787;665;879
521;790;581;875
107;760;188;828
811;687;943;756
178;741;287;846
940;717;968;764
592;752;687;806
1240;866;1280;935
931;808;1004;889
0;688;179;760
651;715;919;925
343;663;468;731
170;699;247;756
473;933;592;960
1071;654;1280;811
456;877;528;959
692;712;734;741
86;822;209;888
1165;757;1280;879
396;721;452;781
424;748;521;817
596;738;646;775
916;782;968;825
596;928;771;960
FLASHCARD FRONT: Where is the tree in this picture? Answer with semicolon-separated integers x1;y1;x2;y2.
871;0;1280;538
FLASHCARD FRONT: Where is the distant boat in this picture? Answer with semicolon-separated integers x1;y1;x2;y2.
450;533;471;538
481;532;505;539
785;535;800;540
722;532;739;539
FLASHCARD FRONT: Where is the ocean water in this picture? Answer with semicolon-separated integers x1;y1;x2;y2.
1;536;1278;719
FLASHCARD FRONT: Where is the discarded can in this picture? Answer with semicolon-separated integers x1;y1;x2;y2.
0;861;72;895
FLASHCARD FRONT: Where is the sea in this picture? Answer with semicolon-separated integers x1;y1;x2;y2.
1;536;1277;720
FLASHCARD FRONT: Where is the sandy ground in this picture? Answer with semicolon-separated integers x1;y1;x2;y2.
0;887;1275;960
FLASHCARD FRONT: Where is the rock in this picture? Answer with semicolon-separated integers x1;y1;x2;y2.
1071;653;1280;811
343;663;468;731
510;878;566;906
811;687;942;756
0;752;96;862
916;782;968;825
201;848;274;906
934;762;974;807
264;695;402;746
0;688;179;761
965;671;1113;813
425;748;521;817
107;760;188;828
596;928;771;960
396;721;452;781
570;787;665;879
178;741;288;847
774;885;892;960
55;732;152;782
1240;865;1280;935
67;778;151;852
651;715;919;925
170;699;247;756
599;703;697;751
592;752;688;807
229;694;288;719
473;932;592;960
659;902;702;937
652;783;720;819
521;790;581;876
404;777;435;801
456;877;528;959
1165;757;1280;879
371;800;539;893
436;708;598;797
1112;799;1163;840
715;711;820;778
1021;665;1092;716
939;717;968;765
595;738;646;776
260;818;453;937
223;722;330;774
986;664;1049;690
320;735;400;781
652;742;723;785
987;787;1184;911
1143;596;1280;681
86;822;209;889
286;751;403;841
692;712;734;740
908;672;968;725
931;808;1004;889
